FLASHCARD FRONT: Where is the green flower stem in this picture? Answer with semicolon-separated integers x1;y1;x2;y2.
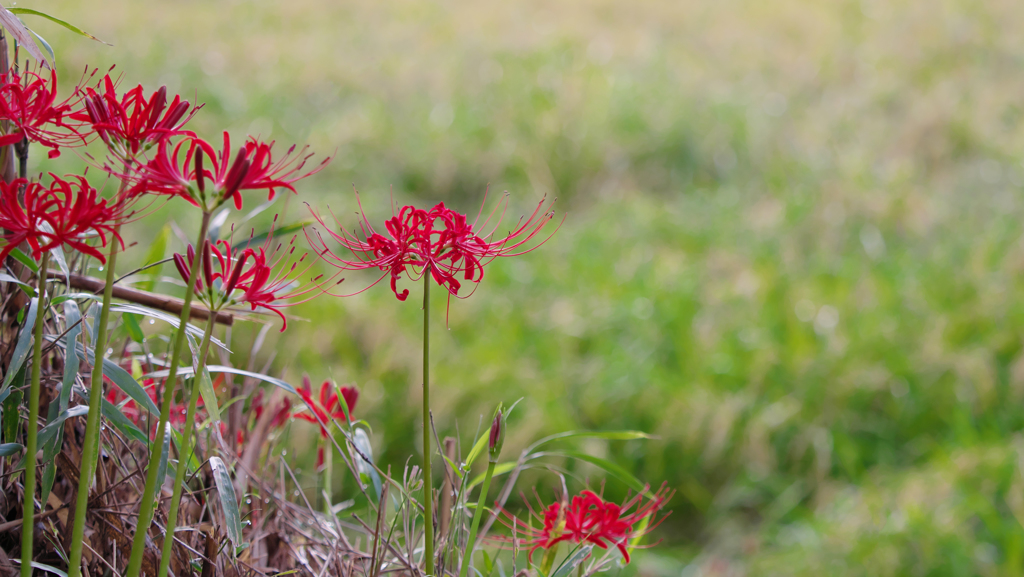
323;434;333;515
539;543;560;577
21;250;49;577
423;265;435;576
125;210;211;577
158;311;217;577
67;227;120;577
460;460;496;577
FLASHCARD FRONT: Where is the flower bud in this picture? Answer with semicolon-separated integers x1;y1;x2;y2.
488;407;505;462
194;147;205;195
222;250;249;294
202;240;213;289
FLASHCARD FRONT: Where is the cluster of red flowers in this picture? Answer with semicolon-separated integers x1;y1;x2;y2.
293;375;358;467
498;485;674;564
0;175;123;263
172;220;339;330
129;131;329;211
0;67;90;158
308;192;561;304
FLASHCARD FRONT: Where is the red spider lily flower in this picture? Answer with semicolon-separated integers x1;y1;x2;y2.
294;375;358;434
0;67;90;158
0;174;123;264
129;132;328;210
294;376;358;468
307;200;430;301
172;219;341;331
73;74;199;157
496;484;673;564
252;388;292;430
307;192;560;309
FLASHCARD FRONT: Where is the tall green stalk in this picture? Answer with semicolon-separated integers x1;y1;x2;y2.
423;265;435;576
460;460;496;577
67;227;120;577
157;312;217;577
21;250;49;577
125;210;211;577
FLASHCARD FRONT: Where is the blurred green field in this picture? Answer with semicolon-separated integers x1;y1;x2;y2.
23;0;1024;573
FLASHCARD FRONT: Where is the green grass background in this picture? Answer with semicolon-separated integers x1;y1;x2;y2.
21;0;1024;573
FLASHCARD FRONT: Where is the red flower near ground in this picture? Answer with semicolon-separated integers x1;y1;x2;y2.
496;485;673;564
294;376;358;468
0;68;89;158
0;175;122;263
294;375;358;434
130;132;328;210
252;388;292;430
75;74;199;157
307;192;560;304
172;220;340;331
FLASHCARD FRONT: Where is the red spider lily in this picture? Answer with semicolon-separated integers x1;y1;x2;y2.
252;388;292;430
129;132;328;210
307;200;430;301
496;485;673;564
0;67;89;158
293;375;358;468
294;375;358;434
307;192;560;306
0;174;123;264
172;221;340;331
73;73;199;157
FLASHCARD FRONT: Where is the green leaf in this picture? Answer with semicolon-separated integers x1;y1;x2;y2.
109;303;229;351
49;244;69;286
156;422;171;488
12;560;68;577
49;336;160;414
37;405;88;450
231;221;312;251
198;368;221;423
468;461;517;490
60;301;82;412
527;430;653;453
7;8;110;44
465;429;489;469
0;272;28;287
2;298;37;390
442;455;464;480
28;28;54;65
551;545;593;577
540;450;646;493
210;456;243;551
100;397;147;444
0;443;23;456
8;247;38;273
122;312;145;344
145;365;296;394
1;369;24;443
137;225;170;292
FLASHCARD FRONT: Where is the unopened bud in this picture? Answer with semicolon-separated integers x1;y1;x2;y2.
488;407;505;462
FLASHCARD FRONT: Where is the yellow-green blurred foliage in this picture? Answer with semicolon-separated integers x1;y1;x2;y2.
23;0;1024;574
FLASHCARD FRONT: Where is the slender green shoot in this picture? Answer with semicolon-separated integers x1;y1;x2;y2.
67;226;120;577
158;312;217;577
423;264;434;575
21;250;49;577
125;210;211;577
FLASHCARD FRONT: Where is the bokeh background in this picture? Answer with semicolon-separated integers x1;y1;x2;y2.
24;0;1024;574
